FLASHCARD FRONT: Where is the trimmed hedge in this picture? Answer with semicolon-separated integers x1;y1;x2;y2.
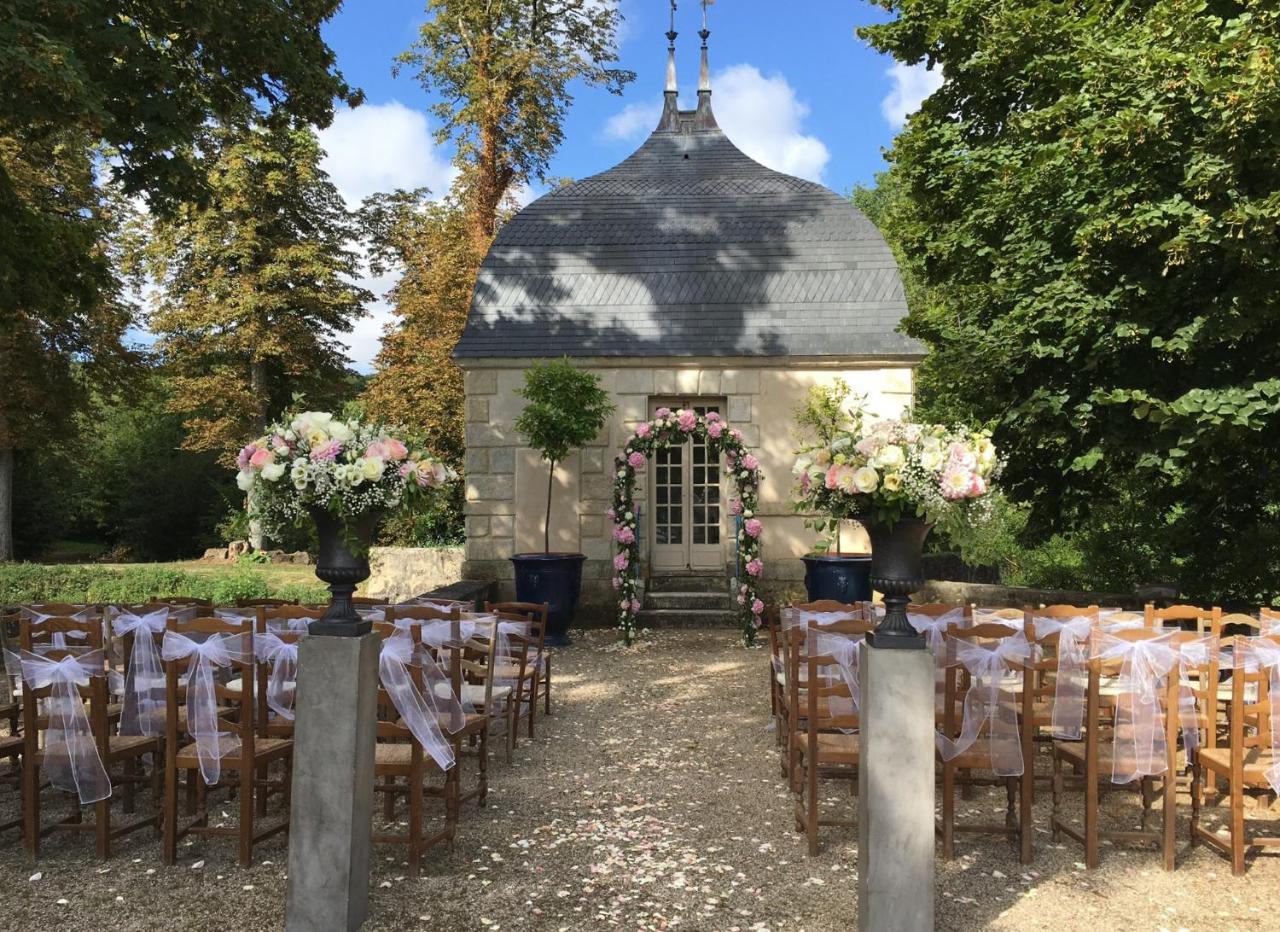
0;564;329;606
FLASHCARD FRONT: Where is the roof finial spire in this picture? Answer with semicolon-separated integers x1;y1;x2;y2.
665;0;678;94
698;0;713;94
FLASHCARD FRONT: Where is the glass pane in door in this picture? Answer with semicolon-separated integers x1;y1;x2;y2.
654;445;683;545
690;405;721;547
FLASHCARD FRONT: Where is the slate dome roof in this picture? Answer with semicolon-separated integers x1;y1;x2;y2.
455;73;922;361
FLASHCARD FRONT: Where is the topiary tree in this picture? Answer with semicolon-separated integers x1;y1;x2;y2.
514;359;614;553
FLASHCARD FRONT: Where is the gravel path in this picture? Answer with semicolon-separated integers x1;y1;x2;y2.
0;629;1276;930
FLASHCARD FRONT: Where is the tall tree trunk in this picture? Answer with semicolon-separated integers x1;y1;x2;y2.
0;445;13;562
246;358;270;551
544;459;556;554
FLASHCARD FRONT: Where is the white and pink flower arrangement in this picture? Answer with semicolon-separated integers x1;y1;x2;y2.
612;408;764;647
235;409;456;539
791;415;1001;534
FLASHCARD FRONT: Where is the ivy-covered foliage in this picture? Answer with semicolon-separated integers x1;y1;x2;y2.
860;0;1280;605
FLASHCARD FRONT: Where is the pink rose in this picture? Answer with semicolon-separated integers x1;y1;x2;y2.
385;438;408;461
969;473;987;497
825;464;839;490
365;440;387;460
707;421;723;440
730;429;743;442
655;407;671;419
730;500;744;516
606;507;616;521
742;454;759;472
249;447;273;469
751;598;765;616
744;518;763;538
613;552;629;571
737;594;746;605
629;599;642;614
311;440;342;463
612;577;622;589
635;422;652;439
613;526;636;545
398;462;415;478
705;411;721;423
746;558;763;577
628;451;646;469
677;410;697;432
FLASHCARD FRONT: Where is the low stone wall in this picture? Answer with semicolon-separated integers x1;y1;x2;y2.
915;580;1143;610
365;547;465;602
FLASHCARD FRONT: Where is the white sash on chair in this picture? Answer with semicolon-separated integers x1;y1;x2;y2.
111;608;169;736
18;649;112;803
160;631;252;785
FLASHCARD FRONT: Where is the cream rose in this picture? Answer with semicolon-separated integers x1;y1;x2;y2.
853;466;880;494
261;461;286;482
883;472;903;492
357;457;385;481
874;444;906;469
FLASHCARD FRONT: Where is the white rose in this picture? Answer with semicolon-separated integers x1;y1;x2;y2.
261;462;286;482
853;466;880;494
744;510;754;519
304;427;328;446
236;470;255;492
329;421;354;443
357;457;385;481
921;448;946;472
874;444;906;469
883;472;903;492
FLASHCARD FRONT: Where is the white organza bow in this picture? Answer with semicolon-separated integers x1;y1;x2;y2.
1092;630;1180;784
1030;615;1093;739
807;629;863;726
782;608;860;630
160;631;252;785
255;633;300;721
111;608;169;737
936;633;1033;776
1174;635;1218;759
1231;637;1280;794
908;608;967;670
378;634;463;771
18;649;112;803
21;607;95;649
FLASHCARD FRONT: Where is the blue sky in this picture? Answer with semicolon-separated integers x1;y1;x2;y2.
315;1;942;368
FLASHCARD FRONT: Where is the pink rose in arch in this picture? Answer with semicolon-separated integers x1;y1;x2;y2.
751;598;765;616
628;451;646;469
655;407;671;419
746;558;764;577
744;518;763;538
730;500;744;516
737;594;746;605
730;428;743;442
742;454;759;472
613;552;629;571
611;576;622;589
606;507;616;521
634;422;651;440
613;525;636;545
677;410;697;431
705;411;721;422
629;599;642;614
707;420;723;440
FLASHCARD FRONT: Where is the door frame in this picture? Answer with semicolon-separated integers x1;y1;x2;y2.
647;396;727;572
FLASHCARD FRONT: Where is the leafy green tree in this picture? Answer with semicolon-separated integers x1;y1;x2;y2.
0;130;136;561
514;360;614;553
137;124;370;459
860;0;1280;604
398;0;634;248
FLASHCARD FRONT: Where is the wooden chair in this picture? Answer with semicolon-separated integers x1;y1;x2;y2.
1191;635;1280;873
235;597;299;609
162;616;292;866
351;596;387;609
20;616;160;858
1050;627;1183;870
1147;602;1221;634
790;600;867;617
369;623;458;874
792;617;871;854
937;621;1035;863
485;601;552;720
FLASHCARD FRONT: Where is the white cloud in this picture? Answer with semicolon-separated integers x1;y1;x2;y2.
602;101;663;142
881;62;943;129
317;101;458;209
599;64;831;183
345;278;398;373
713;64;830;183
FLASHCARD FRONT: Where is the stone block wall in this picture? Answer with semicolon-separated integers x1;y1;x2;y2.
461;358;916;620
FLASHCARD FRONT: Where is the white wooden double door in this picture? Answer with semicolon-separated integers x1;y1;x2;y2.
649;398;725;572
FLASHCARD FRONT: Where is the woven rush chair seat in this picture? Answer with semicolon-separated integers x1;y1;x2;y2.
33;733;158;768
173;736;292;770
1198;746;1280;781
432;681;511;706
793;730;859;766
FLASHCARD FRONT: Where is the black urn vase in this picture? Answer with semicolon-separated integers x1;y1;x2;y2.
310;508;382;637
865;516;933;649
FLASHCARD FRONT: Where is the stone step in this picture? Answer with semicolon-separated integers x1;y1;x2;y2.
636;609;740;629
643;591;732;611
646;574;728;594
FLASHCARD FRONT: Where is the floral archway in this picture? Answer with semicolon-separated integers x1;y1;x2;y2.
609;407;764;647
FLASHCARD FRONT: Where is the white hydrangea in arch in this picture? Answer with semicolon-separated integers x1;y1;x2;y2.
609;407;764;646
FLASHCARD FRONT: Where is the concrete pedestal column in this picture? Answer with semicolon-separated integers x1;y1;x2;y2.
858;644;935;932
285;633;380;932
